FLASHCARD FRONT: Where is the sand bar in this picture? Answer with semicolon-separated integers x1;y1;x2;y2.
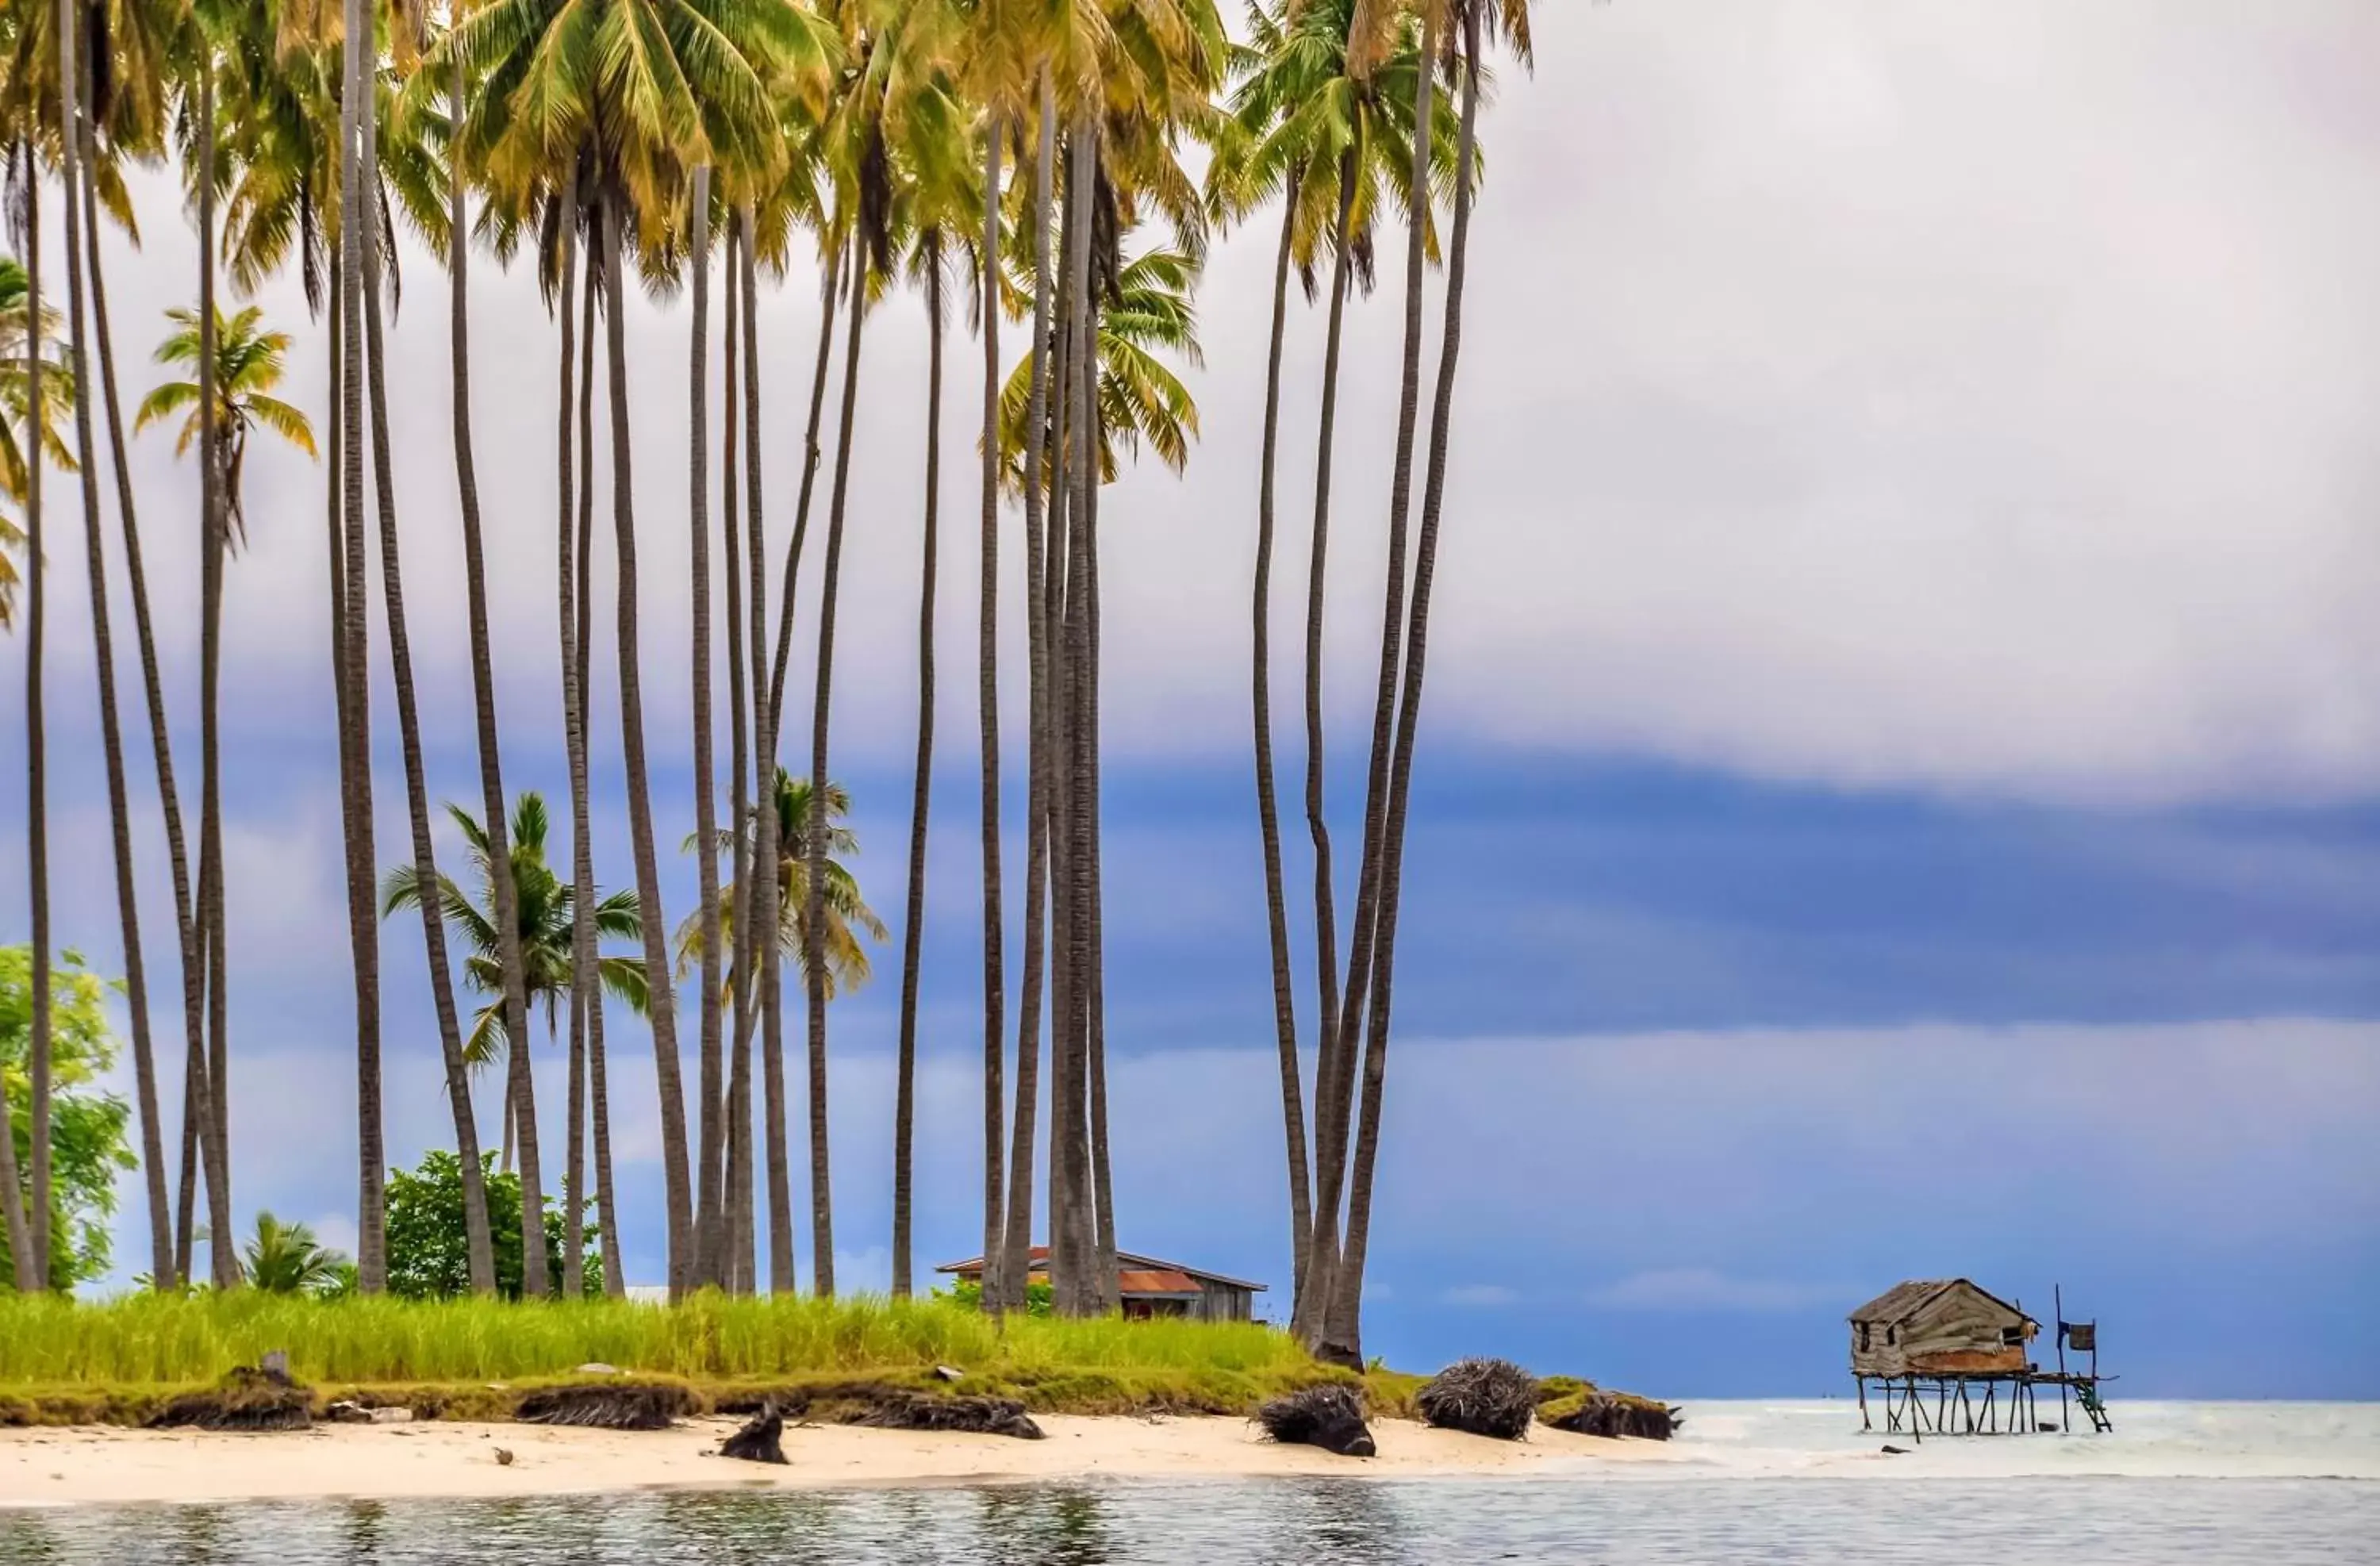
0;1416;1681;1507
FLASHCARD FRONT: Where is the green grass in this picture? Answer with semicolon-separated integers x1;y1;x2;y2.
0;1291;1330;1384
0;1294;1658;1429
0;1292;1384;1426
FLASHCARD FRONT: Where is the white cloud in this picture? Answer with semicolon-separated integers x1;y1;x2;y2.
1585;1269;1840;1314
10;2;2378;807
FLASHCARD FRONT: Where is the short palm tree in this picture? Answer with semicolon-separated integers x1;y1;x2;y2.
998;245;1203;487
133;303;315;542
382;793;647;1170
680;770;888;1000
243;1211;349;1295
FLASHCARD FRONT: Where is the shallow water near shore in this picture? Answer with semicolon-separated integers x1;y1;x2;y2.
5;1401;2374;1563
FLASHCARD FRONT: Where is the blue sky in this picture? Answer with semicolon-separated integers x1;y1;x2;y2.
5;0;2378;1399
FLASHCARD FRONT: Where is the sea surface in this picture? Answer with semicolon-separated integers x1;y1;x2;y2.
4;1401;2374;1564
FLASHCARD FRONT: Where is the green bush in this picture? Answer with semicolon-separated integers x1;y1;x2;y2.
385;1151;602;1301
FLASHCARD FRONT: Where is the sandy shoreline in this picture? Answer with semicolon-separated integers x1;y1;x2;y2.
0;1416;1680;1506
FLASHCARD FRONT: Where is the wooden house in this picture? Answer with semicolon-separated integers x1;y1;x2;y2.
935;1248;1265;1322
1849;1279;2038;1378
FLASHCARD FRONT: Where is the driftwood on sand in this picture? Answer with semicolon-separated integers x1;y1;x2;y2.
514;1384;695;1431
721;1404;789;1464
149;1364;312;1433
1254;1384;1376;1457
855;1393;1046;1441
1416;1358;1540;1440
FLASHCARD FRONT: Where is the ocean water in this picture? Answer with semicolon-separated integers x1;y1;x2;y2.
3;1402;2374;1564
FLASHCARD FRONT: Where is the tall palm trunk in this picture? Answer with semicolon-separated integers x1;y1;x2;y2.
1081;388;1115;1311
74;94;176;1288
1291;149;1365;1344
573;240;624;1295
1045;244;1081;1318
765;240;844;741
736;211;770;1294
12;157;49;1292
997;71;1060;1312
332;0;377;1303
601;188;696;1295
58;0;171;1287
361;124;473;1298
686;168;727;1291
891;236;944;1299
1326;0;1488;1361
1322;50;1438;1349
974;120;1007;1311
804;236;875;1299
556;199;589;1298
1067;119;1115;1313
194;66;238;1292
1054;114;1103;1316
760;239;841;1294
86;113;213;1292
1250;182;1311;1306
446;40;531;1298
720;213;754;1295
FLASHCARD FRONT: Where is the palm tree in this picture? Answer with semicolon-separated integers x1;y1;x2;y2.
996;61;1059;1319
861;0;975;1302
429;0;545;1302
679;770;887;1008
798;0;916;1297
137;295;320;1295
0;232;67;1287
335;0;375;1303
1325;0;1526;1363
892;218;966;1299
383;793;649;1169
133;304;315;524
56;0;231;1292
965;12;1020;1316
48;0;177;1292
1207;0;1453;1349
996;248;1203;486
455;0;833;1297
543;161;597;1298
1205;0;1441;1311
242;1211;349;1295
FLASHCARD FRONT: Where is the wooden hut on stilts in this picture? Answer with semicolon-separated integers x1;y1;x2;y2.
1849;1279;2113;1438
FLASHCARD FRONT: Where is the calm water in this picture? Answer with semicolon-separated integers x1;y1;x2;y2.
4;1403;2374;1564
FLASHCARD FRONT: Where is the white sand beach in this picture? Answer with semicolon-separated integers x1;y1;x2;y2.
0;1415;1681;1506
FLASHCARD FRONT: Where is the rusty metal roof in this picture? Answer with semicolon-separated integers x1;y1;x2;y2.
1115;1270;1202;1298
935;1246;1265;1292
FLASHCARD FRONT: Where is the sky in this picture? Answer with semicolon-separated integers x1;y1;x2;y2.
3;0;2378;1399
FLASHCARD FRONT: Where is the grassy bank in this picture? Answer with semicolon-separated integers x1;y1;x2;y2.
0;1292;1422;1427
0;1295;1682;1434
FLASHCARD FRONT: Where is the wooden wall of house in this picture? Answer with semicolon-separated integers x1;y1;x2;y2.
1192;1284;1254;1323
1852;1284;2029;1377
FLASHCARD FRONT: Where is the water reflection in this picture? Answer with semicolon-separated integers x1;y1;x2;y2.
0;1475;2371;1564
971;1486;1116;1564
1266;1476;1408;1564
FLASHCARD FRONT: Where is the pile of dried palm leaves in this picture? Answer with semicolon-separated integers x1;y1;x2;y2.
1254;1384;1376;1457
1416;1357;1540;1440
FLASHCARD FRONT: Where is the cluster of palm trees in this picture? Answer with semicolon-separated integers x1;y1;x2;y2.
1;0;1528;1364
